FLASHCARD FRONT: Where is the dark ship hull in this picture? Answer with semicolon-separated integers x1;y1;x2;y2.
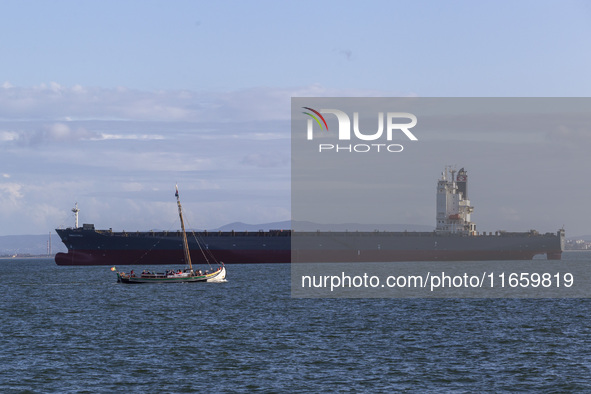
54;227;564;265
54;167;565;266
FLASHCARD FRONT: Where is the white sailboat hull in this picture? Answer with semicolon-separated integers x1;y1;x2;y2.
206;266;226;282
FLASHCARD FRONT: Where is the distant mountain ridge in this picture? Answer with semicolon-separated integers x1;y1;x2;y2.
213;221;434;232
214;221;292;231
0;234;67;256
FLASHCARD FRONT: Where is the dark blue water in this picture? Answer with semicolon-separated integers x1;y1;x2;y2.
1;254;591;392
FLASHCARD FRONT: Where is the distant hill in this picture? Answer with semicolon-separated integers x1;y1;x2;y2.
568;235;591;242
0;234;67;257
213;221;434;232
214;221;292;231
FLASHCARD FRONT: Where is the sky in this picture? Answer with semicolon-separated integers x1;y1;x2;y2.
1;0;591;236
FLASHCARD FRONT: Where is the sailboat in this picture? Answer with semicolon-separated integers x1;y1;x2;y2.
115;185;226;284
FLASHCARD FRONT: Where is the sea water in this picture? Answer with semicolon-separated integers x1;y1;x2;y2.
1;253;591;392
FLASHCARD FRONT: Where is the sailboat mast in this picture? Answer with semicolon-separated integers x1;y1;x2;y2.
175;185;193;271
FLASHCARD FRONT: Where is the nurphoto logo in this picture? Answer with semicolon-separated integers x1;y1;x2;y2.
302;107;418;153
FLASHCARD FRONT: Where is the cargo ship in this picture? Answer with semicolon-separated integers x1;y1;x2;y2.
54;168;564;265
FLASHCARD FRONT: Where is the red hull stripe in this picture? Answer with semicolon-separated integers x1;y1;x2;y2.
54;249;560;265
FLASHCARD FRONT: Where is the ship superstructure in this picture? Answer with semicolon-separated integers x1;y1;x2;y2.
436;167;475;235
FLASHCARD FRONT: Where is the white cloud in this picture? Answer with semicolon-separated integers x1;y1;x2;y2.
1;123;101;145
0;83;393;123
0;131;18;142
4;87;584;237
241;153;289;168
49;81;63;93
47;123;71;140
121;182;144;192
545;124;591;146
71;84;86;94
0;183;23;207
0;85;378;234
99;133;165;140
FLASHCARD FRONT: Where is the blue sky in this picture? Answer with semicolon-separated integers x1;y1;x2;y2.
1;1;591;235
4;0;591;94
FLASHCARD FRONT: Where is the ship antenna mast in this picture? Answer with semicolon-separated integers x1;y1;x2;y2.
175;185;193;272
72;203;80;228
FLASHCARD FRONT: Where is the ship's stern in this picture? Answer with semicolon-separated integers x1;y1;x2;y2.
546;229;565;260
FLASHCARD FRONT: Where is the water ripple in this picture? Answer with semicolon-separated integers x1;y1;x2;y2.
1;258;591;392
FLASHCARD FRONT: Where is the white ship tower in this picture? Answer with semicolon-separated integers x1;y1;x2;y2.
72;203;80;229
436;167;475;235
